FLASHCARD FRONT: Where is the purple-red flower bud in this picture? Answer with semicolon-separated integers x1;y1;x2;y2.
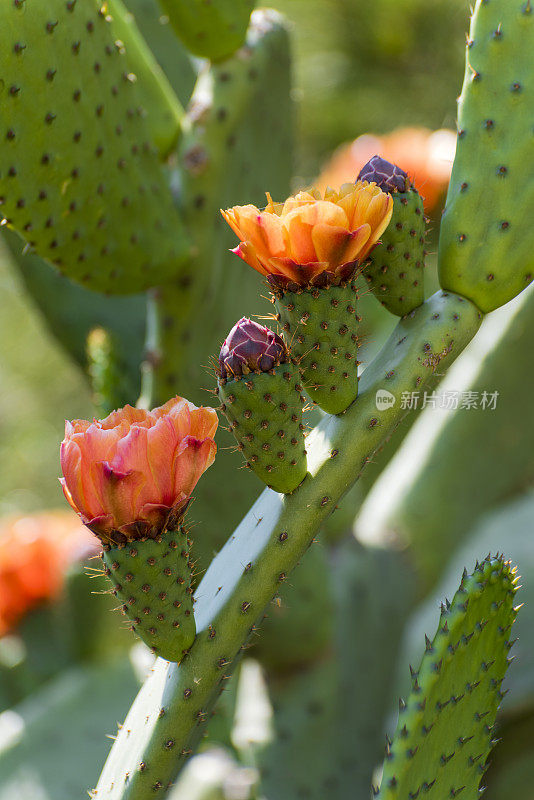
357;155;410;194
219;318;287;380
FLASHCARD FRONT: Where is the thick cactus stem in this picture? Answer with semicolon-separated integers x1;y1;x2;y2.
438;0;534;312
157;0;255;61
102;529;195;663
364;189;426;317
95;291;482;800
0;0;189;294
377;555;519;799
274;281;361;415
217;355;308;494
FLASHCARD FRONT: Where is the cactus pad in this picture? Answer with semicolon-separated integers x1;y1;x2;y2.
364;189;426;317
0;0;189;294
218;368;308;494
438;0;534;312
377;555;519;800
157;0;255;61
274;281;361;415
102;530;196;662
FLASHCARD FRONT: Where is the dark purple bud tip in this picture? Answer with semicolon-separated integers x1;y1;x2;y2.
218;317;287;380
357;155;410;194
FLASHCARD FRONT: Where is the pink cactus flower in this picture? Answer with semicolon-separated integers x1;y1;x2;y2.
60;397;218;544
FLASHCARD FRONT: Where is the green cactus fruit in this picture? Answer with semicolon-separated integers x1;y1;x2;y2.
157;0;255;61
102;529;196;662
0;0;189;294
217;318;308;494
438;0;534;312
274;281;361;415
376;555;519;800
357;157;426;317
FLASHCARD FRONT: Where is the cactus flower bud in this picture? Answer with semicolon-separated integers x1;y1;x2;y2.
221;181;393;288
218;317;287;381
60;397;218;545
357;155;410;194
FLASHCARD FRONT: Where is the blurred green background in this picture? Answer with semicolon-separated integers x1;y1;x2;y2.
0;0;469;516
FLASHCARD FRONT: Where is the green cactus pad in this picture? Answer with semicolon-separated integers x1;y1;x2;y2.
438;0;534;312
364;189;426;317
102;530;196;662
377;555;519;800
107;0;184;157
274;281;361;415
0;0;189;294
218;367;308;494
157;0;255;61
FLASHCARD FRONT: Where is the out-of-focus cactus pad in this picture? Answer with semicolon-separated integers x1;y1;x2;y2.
377;556;519;799
0;0;189;294
439;0;534;312
158;0;255;61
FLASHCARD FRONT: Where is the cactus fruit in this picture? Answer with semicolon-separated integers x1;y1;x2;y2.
157;0;255;61
273;280;362;415
0;0;189;294
438;0;534;312
217;318;308;494
358;156;426;317
102;529;196;662
376;555;519;799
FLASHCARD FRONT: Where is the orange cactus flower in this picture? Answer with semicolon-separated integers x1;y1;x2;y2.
0;511;96;636
317;128;456;214
221;181;393;288
60;397;218;544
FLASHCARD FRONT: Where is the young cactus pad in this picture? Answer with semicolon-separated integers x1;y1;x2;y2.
157;0;255;61
102;530;196;663
438;0;534;312
217;318;308;494
358;156;426;317
274;281;362;415
0;0;189;293
376;555;519;799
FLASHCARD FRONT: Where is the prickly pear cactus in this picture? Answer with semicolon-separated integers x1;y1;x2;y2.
102;529;196;663
158;0;255;61
358;155;426;317
364;189;426;316
217;318;308;494
439;0;534;311
218;370;308;494
377;556;519;799
0;0;189;293
274;281;362;415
